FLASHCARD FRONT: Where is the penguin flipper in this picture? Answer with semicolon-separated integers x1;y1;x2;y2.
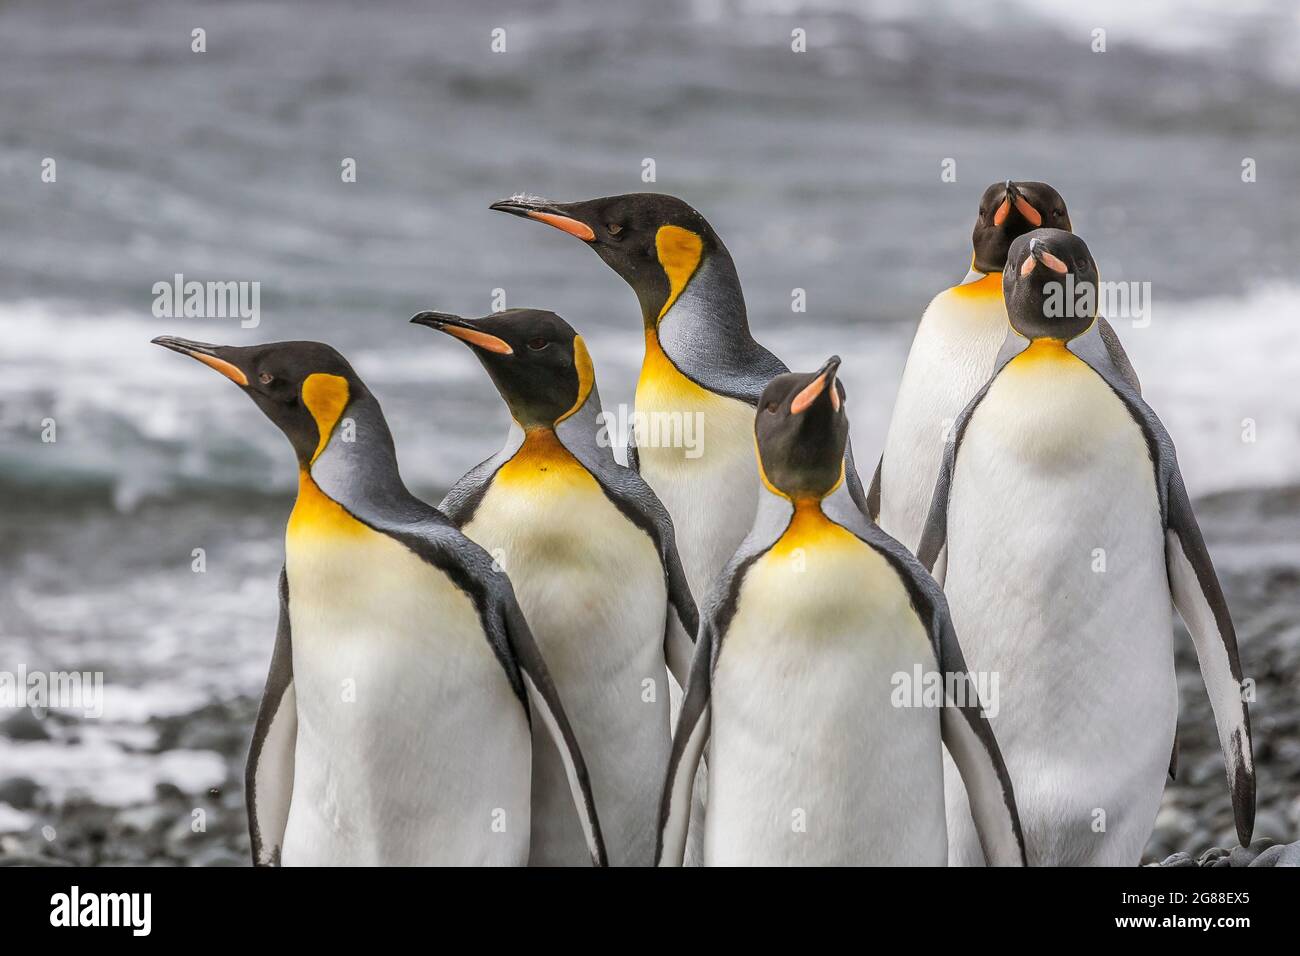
865;453;883;523
1165;476;1255;844
1097;317;1142;393
916;372;1001;575
439;427;524;526
655;619;714;867
1071;344;1255;845
500;597;609;867
934;618;1027;867
625;420;641;474
841;434;872;518
245;566;297;867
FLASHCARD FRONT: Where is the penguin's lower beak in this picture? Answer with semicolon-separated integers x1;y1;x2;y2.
410;311;514;355
1022;238;1069;276
791;355;842;415
151;336;249;385
490;196;596;242
993;181;1042;229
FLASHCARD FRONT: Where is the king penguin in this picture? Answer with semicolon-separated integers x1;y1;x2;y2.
490;193;872;607
410;308;698;866
917;230;1255;865
656;357;1026;867
875;181;1141;552
152;335;608;867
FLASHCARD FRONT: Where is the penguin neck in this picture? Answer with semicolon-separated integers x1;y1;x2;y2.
300;392;412;514
640;248;759;402
645;246;752;341
753;483;847;556
954;267;1004;298
1014;336;1079;363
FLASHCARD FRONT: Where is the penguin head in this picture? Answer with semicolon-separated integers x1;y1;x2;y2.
411;308;595;429
151;336;367;467
490;192;720;326
754;357;849;502
1002;229;1099;341
971;181;1070;273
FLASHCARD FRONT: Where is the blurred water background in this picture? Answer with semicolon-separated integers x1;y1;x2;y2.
1;0;1298;862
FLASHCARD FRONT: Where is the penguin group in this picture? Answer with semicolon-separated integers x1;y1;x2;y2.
154;179;1255;867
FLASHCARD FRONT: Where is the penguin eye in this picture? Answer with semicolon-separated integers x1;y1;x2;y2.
1053;209;1064;219
259;372;274;385
606;223;623;238
765;401;779;414
526;337;549;351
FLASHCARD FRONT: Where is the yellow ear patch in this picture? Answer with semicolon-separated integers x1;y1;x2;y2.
557;335;596;423
654;225;703;322
301;372;350;463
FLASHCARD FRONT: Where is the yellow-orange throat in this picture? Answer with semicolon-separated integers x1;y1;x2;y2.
288;471;367;539
495;427;597;492
1011;337;1076;366
768;499;860;559
636;328;717;412
950;271;1003;301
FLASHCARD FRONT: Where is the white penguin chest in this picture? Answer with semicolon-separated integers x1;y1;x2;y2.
463;434;667;670
461;430;671;866
942;343;1175;861
634;337;760;599
281;478;531;865
706;507;946;865
881;276;1008;550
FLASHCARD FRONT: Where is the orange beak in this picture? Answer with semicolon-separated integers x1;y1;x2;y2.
790;357;842;415
410;312;514;354
1022;239;1070;276
525;211;596;241
992;196;1013;227
490;197;597;242
151;336;249;385
1014;195;1042;227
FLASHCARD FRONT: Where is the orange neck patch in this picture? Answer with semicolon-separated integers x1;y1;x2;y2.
951;271;1003;301
768;498;857;558
288;470;366;539
495;427;594;490
1013;337;1075;365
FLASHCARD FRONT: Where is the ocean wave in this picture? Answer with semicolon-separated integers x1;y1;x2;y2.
2;286;1297;508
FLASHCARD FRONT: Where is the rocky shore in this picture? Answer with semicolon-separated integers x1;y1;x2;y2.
1;487;1297;866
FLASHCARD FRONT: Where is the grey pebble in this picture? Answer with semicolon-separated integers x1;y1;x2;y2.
0;777;42;810
1248;840;1300;867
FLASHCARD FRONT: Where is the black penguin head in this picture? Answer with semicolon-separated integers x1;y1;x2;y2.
1002;229;1099;341
971;181;1071;273
754;357;849;502
151;336;366;467
411;308;594;428
490;193;722;326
